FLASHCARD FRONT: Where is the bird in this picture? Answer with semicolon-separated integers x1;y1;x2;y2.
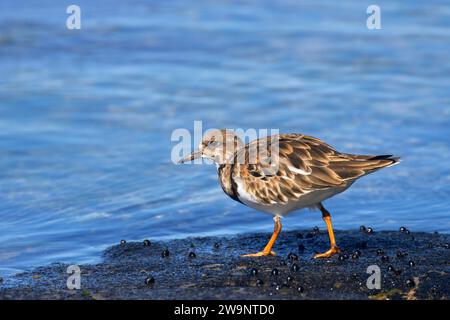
178;129;400;258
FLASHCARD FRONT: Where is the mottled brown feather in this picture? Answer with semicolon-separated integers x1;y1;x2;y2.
218;134;398;205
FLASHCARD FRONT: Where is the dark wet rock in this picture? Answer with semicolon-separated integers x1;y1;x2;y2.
249;267;258;276
406;278;415;288
161;249;170;258
120;240;126;246
290;263;300;272
359;225;366;232
287;253;298;261
145;277;155;286
366;227;374;234
188;252;196;259
143;239;151;247
394;269;403;276
0;230;448;300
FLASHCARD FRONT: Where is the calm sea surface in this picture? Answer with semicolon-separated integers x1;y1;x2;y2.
0;0;449;276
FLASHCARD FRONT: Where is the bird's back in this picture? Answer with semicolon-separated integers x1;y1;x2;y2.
217;133;399;215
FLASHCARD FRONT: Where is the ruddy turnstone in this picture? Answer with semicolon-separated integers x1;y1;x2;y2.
179;130;400;258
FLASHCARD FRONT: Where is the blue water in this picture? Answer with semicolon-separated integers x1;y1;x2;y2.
0;0;449;276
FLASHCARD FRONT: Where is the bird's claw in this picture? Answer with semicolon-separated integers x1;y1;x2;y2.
241;250;276;257
313;246;341;259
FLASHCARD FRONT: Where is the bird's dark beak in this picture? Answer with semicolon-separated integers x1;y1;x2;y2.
178;150;202;164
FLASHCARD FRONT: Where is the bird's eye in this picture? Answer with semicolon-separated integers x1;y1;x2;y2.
208;141;221;148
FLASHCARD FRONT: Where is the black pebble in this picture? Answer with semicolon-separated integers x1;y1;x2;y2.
291;263;299;272
286;275;294;283
298;244;305;252
338;254;346;261
359;225;366;232
376;249;384;256
445;243;450;249
120;239;126;245
399;226;408;233
213;242;220;249
406;278;415;288
343;253;349;260
397;251;407;258
274;284;281;291
145;277;155;286
143;239;151;246
287;252;298;261
256;279;264;287
405;229;411;235
408;260;415;267
381;255;390;262
161;249;170;258
271;268;279;276
351;253;359;260
297;285;304;293
367;227;374;234
188;252;196;258
354;250;362;257
387;265;394;272
296;233;304;239
250;268;258;276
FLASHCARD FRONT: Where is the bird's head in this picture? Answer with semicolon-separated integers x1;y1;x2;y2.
178;129;243;165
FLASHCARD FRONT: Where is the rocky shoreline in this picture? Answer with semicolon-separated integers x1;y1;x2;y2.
0;229;448;300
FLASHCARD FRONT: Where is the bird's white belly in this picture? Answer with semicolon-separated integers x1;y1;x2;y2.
235;178;354;216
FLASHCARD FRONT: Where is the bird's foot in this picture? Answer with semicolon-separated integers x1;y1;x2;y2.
241;250;276;257
313;246;341;259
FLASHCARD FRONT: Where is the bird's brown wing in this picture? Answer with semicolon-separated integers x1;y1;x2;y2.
233;134;398;205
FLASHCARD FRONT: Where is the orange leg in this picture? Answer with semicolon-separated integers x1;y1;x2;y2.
242;216;282;257
314;203;341;259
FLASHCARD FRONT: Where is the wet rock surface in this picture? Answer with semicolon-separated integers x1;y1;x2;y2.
0;230;448;300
